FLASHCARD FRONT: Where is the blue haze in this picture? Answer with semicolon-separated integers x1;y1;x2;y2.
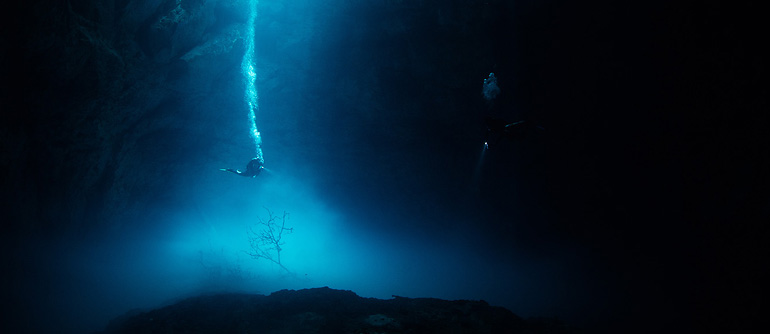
6;1;609;333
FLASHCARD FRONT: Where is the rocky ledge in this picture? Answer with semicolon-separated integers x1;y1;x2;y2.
98;287;577;334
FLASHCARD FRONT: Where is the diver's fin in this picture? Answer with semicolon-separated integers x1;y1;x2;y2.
505;121;526;128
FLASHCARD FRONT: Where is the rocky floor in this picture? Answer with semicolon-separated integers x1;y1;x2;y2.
98;287;578;334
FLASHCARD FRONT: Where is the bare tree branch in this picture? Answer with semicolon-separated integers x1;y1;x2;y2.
246;208;293;274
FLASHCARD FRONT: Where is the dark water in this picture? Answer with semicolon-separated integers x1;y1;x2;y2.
2;1;764;333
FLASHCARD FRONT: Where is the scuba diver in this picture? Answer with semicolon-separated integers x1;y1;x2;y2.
220;157;264;178
484;117;544;150
478;72;545;150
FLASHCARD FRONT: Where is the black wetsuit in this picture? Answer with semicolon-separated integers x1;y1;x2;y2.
222;158;263;177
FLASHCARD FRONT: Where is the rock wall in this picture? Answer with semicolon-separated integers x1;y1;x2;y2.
2;0;252;236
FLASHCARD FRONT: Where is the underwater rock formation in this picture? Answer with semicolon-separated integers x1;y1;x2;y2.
3;0;252;235
98;287;576;334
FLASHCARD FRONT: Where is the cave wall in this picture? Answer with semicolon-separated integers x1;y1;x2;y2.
2;0;256;236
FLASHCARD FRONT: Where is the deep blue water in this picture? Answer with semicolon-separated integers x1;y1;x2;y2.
3;1;764;333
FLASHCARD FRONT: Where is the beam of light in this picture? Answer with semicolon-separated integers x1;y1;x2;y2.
471;142;487;192
241;0;263;163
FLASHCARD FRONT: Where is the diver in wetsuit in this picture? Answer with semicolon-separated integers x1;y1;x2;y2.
220;157;264;178
484;117;544;150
